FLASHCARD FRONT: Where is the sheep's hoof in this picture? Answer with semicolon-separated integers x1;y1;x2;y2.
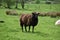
22;30;24;32
28;31;30;32
26;30;27;32
32;32;34;33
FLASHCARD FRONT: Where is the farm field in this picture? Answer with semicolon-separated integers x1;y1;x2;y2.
0;4;60;40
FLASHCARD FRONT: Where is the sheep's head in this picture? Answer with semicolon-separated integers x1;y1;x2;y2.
32;12;40;18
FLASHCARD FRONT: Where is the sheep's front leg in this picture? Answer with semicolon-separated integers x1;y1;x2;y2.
28;26;30;32
32;26;34;32
25;26;27;32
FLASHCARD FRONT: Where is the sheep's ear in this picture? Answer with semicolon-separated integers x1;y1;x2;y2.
32;13;34;15
32;12;36;15
38;13;40;15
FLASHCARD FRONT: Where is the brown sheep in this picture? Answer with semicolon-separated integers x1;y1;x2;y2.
6;10;18;15
39;12;47;16
56;12;60;16
47;12;57;18
20;12;40;32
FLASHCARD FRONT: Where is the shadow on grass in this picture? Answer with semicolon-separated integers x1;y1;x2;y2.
23;31;49;37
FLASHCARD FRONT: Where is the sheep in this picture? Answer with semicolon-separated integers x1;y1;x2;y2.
47;12;57;18
6;10;11;15
39;12;47;16
55;20;60;25
56;12;60;16
6;10;18;15
20;12;40;32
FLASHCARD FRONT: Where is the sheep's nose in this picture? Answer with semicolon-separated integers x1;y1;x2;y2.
35;15;38;18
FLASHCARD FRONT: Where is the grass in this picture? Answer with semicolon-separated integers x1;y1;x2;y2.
0;4;60;40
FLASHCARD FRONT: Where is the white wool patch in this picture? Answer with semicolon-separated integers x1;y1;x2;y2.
55;20;60;25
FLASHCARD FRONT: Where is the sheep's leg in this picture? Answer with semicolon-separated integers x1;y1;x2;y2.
32;26;34;32
20;22;23;32
21;25;23;32
28;26;30;32
25;26;27;32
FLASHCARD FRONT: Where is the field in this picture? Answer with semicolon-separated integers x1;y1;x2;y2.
0;4;60;40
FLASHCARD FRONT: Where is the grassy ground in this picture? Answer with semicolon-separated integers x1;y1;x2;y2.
12;4;60;12
0;4;60;40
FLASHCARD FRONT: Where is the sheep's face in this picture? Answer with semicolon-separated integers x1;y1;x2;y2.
32;12;40;18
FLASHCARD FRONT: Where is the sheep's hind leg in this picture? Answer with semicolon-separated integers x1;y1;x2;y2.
20;23;24;32
32;26;34;32
25;25;27;32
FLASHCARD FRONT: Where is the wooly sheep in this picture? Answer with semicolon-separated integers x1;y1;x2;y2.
56;12;60;16
6;10;18;15
55;20;60;25
39;12;47;17
47;12;57;18
20;12;40;32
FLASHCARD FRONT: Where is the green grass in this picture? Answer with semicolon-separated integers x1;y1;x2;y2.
0;4;60;40
12;4;60;12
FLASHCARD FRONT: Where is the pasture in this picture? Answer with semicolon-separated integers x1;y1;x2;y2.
0;4;60;40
